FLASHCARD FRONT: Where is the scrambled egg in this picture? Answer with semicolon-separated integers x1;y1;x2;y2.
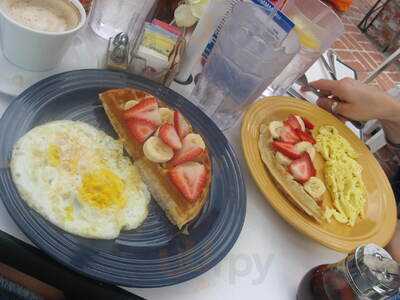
11;121;150;239
316;126;367;226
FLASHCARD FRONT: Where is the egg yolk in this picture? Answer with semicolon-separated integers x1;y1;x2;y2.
48;144;61;167
78;169;126;210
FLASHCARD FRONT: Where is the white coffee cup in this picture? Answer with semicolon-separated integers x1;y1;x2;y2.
0;0;86;71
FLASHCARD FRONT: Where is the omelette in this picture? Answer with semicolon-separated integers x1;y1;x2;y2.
10;121;150;239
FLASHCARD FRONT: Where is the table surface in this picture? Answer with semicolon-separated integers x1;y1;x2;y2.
0;75;348;300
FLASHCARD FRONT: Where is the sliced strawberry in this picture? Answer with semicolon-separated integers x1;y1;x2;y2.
123;97;158;120
174;111;190;139
272;141;302;159
286;114;302;131
159;124;182;150
302;117;315;130
169;162;208;201
135;90;148;99
294;129;316;144
170;134;203;166
126;119;157;144
131;109;161;126
288;153;316;183
279;125;300;144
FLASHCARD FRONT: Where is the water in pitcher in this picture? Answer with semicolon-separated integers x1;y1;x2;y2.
193;1;298;131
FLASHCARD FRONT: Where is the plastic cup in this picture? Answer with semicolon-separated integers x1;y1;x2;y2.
89;0;156;40
269;0;344;95
192;1;299;131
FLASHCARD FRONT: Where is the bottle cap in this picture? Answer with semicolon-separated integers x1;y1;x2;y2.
346;244;400;299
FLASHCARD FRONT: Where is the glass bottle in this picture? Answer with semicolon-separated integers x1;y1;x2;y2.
297;244;400;300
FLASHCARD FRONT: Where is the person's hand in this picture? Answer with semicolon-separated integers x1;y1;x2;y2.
306;78;399;122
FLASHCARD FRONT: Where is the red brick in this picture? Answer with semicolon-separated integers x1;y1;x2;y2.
358;42;378;52
340;35;354;49
346;60;368;72
357;3;371;13
357;71;369;82
346;13;363;23
334;50;356;62
386;72;400;83
345;34;363;50
332;40;348;50
352;51;374;71
376;78;389;91
367;51;385;65
362;52;378;69
349;32;370;44
345;10;357;18
364;52;381;69
340;16;352;25
344;24;360;33
386;63;400;73
382;72;395;84
351;5;362;12
376;73;395;91
368;78;379;86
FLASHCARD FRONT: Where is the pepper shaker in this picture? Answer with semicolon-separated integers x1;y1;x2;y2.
105;32;130;71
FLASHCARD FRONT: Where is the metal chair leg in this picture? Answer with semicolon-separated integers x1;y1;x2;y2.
363;48;400;84
358;0;392;32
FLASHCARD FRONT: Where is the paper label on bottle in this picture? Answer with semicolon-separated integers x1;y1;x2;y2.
202;0;294;63
250;0;294;39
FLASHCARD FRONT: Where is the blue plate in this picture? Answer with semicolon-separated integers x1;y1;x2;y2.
0;70;246;287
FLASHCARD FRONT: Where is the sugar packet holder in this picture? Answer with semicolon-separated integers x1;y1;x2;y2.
129;25;186;87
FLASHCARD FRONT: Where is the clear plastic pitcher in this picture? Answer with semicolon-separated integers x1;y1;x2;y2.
192;1;299;131
269;0;344;95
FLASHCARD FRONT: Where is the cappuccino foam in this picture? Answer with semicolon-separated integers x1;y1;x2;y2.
2;0;80;32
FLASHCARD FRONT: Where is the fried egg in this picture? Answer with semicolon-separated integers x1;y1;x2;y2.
10;121;150;239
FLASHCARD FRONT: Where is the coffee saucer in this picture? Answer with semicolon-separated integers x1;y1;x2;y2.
0;27;102;96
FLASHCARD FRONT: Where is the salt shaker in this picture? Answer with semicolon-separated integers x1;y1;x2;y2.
297;244;400;299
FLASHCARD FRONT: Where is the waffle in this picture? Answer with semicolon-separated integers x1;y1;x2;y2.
99;88;211;229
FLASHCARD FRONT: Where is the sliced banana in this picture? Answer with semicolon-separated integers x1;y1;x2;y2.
304;177;326;199
275;152;292;167
143;136;174;163
269;121;284;139
124;100;139;110
294;115;306;131
159;107;174;124
294;141;316;161
185;133;205;150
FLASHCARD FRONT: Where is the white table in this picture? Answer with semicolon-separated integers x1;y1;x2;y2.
0;74;347;300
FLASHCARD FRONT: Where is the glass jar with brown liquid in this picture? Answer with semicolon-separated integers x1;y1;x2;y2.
297;244;400;300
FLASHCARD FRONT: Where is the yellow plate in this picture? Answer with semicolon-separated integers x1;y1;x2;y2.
241;97;397;252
